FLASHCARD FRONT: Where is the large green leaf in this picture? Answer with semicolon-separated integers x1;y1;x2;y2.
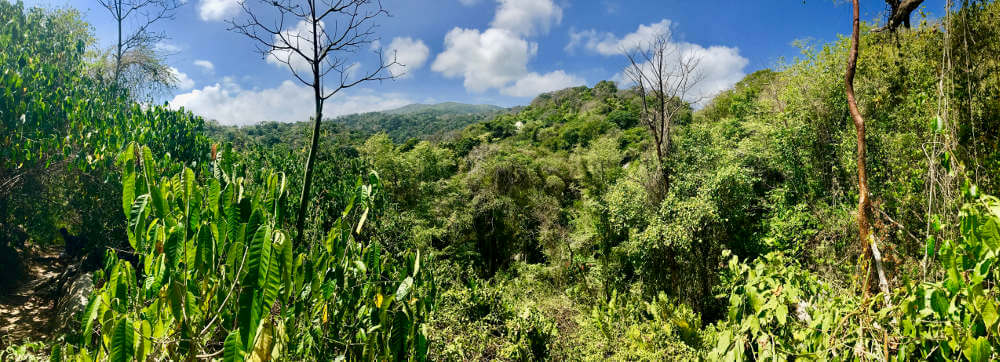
110;318;135;362
237;287;262;347
122;165;136;217
196;225;214;275
164;224;183;270
245;225;273;290
80;294;100;347
982;218;1000;252
963;337;991;362
224;329;245;362
396;277;414;301
262;231;285;312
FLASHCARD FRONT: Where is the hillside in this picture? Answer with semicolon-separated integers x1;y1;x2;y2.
204;102;506;148
382;102;503;115
332;102;506;142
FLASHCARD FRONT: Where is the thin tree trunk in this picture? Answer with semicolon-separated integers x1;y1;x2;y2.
845;0;870;253
296;98;322;247
114;3;123;88
846;0;889;299
295;10;323;247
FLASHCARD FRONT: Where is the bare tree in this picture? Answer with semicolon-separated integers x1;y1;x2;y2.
845;0;890;302
622;32;703;195
229;0;397;245
96;0;181;90
880;0;925;31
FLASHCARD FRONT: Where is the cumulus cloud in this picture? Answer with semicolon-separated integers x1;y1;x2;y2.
169;67;195;90
193;60;215;73
198;0;239;21
266;20;321;74
431;0;581;98
491;0;562;36
567;19;672;55
169;78;412;125
568;19;748;105
432;28;536;92
501;70;585;97
385;37;430;79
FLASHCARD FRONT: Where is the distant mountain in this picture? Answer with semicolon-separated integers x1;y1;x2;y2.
332;102;506;142
207;102;507;146
382;102;504;116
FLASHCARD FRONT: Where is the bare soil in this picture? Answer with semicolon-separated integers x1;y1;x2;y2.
0;246;65;348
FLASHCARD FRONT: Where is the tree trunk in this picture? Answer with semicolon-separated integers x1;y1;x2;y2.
295;15;323;247
296;88;322;247
846;0;871;262
114;2;123;88
885;0;925;31
846;0;890;300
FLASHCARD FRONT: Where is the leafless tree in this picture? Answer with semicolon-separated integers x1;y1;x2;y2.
96;0;181;91
622;32;703;195
229;0;398;245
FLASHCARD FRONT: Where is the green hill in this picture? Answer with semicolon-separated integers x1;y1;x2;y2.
382;102;503;115
332;102;506;142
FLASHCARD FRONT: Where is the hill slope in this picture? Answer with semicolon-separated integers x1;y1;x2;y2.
382;102;503;115
333;102;506;142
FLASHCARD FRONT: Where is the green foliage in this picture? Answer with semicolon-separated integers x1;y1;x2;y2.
58;144;433;361
0;338;47;362
0;1;208;291
1;0;999;360
333;102;505;143
710;190;1000;361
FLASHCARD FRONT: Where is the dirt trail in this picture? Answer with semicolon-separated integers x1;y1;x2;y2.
0;246;65;347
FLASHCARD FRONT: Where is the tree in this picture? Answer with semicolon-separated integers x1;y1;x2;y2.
96;0;181;96
90;46;177;100
881;0;925;31
622;32;703;196
230;0;397;246
845;0;889;300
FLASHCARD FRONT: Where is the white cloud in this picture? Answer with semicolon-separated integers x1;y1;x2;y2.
458;0;479;5
683;45;749;104
568;19;748;105
193;60;215;73
199;0;239;21
267;20;323;74
154;41;181;53
432;28;536;92
169;67;195;90
492;0;562;36
431;0;580;98
169;78;412;125
501;70;584;97
567;19;672;56
385;37;430;79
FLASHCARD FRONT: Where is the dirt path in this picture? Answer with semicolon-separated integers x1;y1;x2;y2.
0;246;65;347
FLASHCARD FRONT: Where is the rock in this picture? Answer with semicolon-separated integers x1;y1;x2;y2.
796;301;812;324
54;271;93;334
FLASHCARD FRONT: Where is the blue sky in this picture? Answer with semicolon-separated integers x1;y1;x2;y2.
24;0;946;125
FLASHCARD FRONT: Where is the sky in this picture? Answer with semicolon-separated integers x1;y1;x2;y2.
22;0;947;125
